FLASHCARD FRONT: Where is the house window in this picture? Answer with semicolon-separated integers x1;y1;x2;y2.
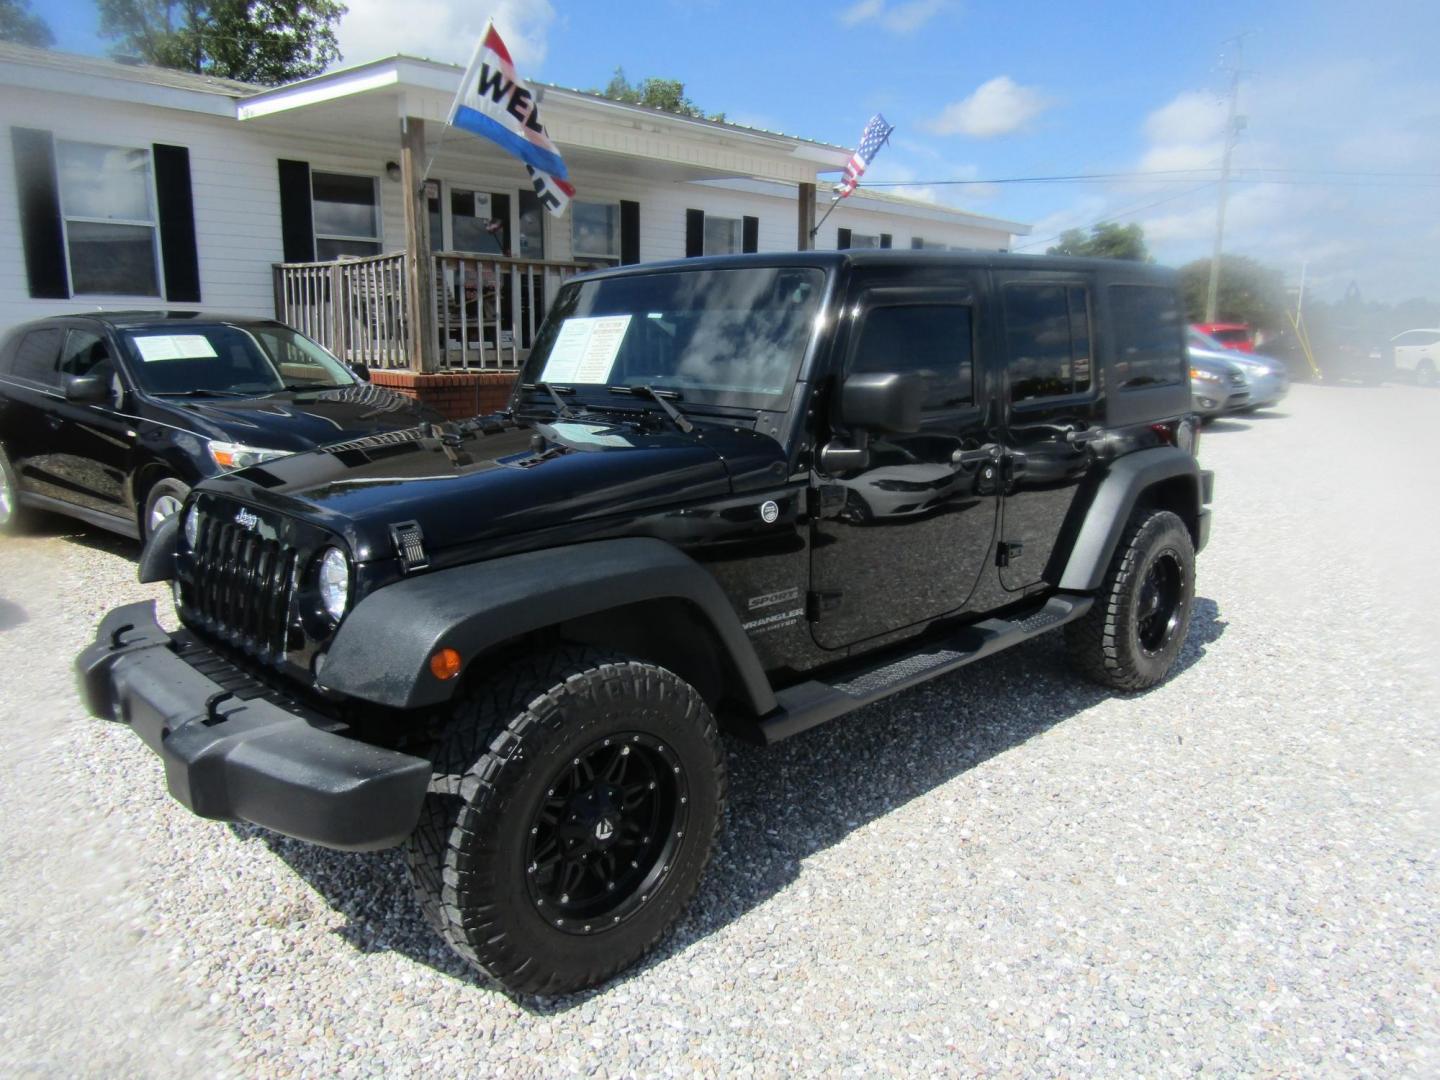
311;171;381;260
56;140;161;296
572;201;620;265
703;215;741;255
848;232;880;249
911;237;947;251
1003;283;1093;402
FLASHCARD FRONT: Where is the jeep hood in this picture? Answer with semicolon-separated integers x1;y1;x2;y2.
199;415;783;562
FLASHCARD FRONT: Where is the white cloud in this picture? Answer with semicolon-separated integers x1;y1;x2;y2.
336;0;556;70
839;0;949;34
925;76;1053;138
1143;90;1227;146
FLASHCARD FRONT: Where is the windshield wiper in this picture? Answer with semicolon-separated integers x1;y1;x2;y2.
609;384;694;434
521;381;577;419
150;388;250;398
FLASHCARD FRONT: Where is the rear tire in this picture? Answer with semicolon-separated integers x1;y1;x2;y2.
405;646;725;996
1066;508;1196;691
0;447;30;535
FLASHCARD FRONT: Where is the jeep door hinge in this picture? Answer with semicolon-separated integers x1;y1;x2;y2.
807;590;843;621
996;541;1024;568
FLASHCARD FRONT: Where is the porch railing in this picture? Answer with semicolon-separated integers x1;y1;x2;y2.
273;251;595;370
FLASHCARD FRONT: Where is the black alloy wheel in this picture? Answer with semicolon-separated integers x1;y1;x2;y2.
525;732;688;935
1136;551;1185;655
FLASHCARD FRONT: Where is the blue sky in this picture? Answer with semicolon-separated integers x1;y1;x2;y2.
42;0;1440;300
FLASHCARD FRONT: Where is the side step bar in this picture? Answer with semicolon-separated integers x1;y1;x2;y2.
752;594;1093;745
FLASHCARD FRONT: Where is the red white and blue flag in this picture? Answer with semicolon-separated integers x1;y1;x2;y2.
834;113;894;198
449;21;575;215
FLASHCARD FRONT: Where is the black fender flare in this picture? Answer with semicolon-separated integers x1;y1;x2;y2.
1057;447;1206;593
319;537;778;714
136;512;180;583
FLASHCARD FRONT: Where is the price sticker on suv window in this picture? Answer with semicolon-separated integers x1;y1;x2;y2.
132;335;220;362
540;315;631;384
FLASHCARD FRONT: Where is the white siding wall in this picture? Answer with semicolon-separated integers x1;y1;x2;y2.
0;84;1021;330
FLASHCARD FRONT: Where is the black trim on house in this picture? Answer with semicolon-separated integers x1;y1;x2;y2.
685;209;704;258
837;227;851;250
880;233;892;249
742;215;759;254
620;200;641;265
153;144;201;302
277;159;315;263
11;127;68;299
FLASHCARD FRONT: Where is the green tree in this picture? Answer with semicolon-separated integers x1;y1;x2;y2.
596;67;725;122
97;0;346;85
0;0;54;46
1178;255;1289;333
1047;222;1151;261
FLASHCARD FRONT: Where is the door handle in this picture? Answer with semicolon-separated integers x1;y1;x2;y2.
952;443;1001;466
1065;427;1104;447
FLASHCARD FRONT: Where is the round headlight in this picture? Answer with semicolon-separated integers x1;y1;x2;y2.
318;547;350;621
183;504;201;549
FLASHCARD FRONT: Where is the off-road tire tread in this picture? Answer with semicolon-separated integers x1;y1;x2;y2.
404;646;725;997
1065;508;1194;691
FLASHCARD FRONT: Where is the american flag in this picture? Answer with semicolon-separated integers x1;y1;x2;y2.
835;113;894;198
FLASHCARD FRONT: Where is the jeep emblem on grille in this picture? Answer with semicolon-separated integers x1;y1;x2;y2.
235;509;260;530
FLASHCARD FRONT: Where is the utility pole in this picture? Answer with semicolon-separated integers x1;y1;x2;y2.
1204;37;1246;323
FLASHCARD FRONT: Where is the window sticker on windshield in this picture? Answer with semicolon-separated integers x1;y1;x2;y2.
133;334;219;362
539;315;632;384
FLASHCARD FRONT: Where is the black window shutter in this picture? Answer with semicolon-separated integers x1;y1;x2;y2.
685;208;704;258
153;144;201;302
837;227;851;250
879;233;892;249
620;200;641;265
10;127;68;299
742;215;759;254
277;159;315;263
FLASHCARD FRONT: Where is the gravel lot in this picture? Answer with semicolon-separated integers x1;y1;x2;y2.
2;381;1438;1077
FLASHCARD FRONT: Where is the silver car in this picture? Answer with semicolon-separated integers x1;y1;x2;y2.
1188;328;1289;411
1190;352;1250;419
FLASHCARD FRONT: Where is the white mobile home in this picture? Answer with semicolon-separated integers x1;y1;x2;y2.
0;43;1028;410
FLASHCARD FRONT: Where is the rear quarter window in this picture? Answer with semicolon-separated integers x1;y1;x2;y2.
1110;285;1185;389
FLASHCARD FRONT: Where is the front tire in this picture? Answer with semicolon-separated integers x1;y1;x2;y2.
0;447;30;535
1066;508;1196;691
142;478;190;540
405;647;725;996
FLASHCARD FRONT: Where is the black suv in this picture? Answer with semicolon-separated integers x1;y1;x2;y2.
0;313;431;541
78;253;1212;995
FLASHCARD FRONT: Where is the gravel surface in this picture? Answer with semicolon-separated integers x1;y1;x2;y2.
2;382;1438;1077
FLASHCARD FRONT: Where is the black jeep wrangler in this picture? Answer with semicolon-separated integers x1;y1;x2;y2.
78;252;1212;995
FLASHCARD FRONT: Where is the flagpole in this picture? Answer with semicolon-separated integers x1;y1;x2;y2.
425;24;490;183
809;124;892;239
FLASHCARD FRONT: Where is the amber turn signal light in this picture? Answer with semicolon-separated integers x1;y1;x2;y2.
429;647;462;680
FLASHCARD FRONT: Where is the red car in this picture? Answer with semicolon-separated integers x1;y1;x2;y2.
1192;322;1256;353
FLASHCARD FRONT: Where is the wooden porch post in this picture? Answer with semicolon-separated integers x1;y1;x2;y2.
796;182;816;251
400;116;437;373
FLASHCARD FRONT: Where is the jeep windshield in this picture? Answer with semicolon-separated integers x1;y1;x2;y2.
119;324;358;397
519;265;826;412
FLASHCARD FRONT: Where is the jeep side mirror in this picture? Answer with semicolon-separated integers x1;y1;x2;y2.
839;371;924;434
348;361;371;382
63;373;110;404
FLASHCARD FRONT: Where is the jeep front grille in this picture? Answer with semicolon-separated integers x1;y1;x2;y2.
188;515;298;659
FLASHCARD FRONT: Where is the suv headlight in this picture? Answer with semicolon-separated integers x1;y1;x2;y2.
208;441;289;471
318;547;350;621
1190;367;1222;384
183;503;201;548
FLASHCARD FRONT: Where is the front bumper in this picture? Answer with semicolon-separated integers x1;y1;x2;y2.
75;602;430;851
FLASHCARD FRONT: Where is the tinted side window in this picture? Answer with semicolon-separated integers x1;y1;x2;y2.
1110;284;1185;389
12;328;64;386
60;331;115;379
851;304;974;411
1004;284;1091;402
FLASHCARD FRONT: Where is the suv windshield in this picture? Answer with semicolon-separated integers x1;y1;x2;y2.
520;265;826;410
119;324;357;397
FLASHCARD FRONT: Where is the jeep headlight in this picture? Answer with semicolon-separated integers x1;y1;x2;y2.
183;503;201;548
208;440;289;471
318;547;350;621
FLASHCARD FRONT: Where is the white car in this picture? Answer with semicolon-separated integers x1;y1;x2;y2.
1390;329;1440;385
